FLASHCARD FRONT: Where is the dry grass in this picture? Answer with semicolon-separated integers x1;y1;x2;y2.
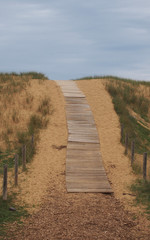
0;73;56;236
0;73;53;183
105;79;150;155
104;78;150;180
0;73;48;152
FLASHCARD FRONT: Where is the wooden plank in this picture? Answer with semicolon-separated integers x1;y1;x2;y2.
67;183;111;190
68;131;98;135
67;142;100;147
66;162;102;168
55;80;113;193
67;152;101;157
68;133;99;138
67;189;113;193
67;149;100;155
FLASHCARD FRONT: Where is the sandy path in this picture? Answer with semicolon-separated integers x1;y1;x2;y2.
76;80;136;204
5;80;150;240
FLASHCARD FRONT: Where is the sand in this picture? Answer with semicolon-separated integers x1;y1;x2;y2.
76;80;136;203
14;80;68;212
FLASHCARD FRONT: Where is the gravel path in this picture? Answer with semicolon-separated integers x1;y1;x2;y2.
8;186;149;239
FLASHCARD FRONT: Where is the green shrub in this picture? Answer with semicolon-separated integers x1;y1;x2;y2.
28;114;43;135
20;72;48;79
0;194;28;238
131;179;150;212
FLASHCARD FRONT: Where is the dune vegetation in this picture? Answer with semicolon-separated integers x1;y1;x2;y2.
0;72;52;170
0;72;53;235
77;75;150;216
1;73;150;238
104;77;150;217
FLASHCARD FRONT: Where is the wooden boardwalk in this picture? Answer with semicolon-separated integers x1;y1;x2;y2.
56;80;112;193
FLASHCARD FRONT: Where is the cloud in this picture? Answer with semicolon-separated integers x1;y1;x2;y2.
0;0;150;80
15;3;59;21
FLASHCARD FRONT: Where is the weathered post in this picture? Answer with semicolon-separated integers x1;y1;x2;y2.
31;134;34;146
121;124;124;143
15;154;18;186
131;141;135;165
22;145;26;170
31;134;34;154
125;133;128;155
143;152;147;180
3;165;7;200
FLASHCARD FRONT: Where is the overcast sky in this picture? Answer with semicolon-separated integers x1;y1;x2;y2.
0;0;150;80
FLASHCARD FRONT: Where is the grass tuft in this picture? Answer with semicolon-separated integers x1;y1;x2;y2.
0;194;29;238
12;110;19;123
132;162;142;175
20;72;48;80
131;179;150;214
38;97;52;116
28;114;43;135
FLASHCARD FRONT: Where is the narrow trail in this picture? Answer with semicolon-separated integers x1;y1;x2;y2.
56;80;112;193
6;80;150;240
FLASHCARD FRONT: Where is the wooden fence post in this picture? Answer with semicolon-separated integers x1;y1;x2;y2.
121;124;124;143
31;134;34;150
3;165;7;200
125;133;128;155
131;141;135;165
15;154;18;186
31;135;34;148
143;152;147;180
22;145;26;170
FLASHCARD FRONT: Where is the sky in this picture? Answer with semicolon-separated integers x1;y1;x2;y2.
0;0;150;81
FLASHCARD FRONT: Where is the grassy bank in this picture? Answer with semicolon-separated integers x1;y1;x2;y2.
76;75;150;86
105;78;150;155
103;77;150;216
0;72;51;171
0;72;53;237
